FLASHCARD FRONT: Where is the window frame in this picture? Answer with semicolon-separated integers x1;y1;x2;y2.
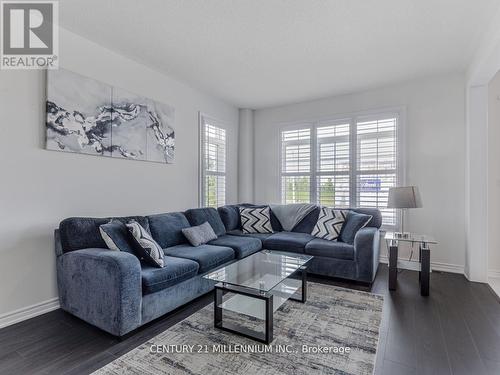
278;107;406;230
199;112;228;208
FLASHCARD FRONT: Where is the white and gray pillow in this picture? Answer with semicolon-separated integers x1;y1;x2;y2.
240;206;274;234
311;207;347;241
99;220;134;252
182;221;217;247
99;225;120;251
126;220;165;268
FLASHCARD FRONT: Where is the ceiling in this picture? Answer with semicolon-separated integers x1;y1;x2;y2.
59;0;500;109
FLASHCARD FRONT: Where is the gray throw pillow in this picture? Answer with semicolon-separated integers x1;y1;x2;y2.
182;221;217;247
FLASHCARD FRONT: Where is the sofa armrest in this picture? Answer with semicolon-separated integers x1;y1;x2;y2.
353;227;381;283
57;248;142;336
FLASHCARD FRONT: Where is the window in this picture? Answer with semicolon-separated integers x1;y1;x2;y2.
200;114;226;208
316;121;351;207
356;117;398;226
281;128;311;204
280;112;401;227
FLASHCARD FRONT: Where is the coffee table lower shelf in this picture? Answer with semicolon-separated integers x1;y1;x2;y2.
213;266;307;344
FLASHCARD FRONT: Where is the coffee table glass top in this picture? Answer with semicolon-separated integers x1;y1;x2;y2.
203;250;313;292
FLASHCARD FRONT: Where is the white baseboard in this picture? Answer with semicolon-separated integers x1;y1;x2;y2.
379;255;464;274
488;269;500;279
0;298;60;330
429;260;465;274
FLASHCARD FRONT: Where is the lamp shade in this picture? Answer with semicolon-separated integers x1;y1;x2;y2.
387;186;422;208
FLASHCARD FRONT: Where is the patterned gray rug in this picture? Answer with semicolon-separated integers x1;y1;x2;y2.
93;283;383;375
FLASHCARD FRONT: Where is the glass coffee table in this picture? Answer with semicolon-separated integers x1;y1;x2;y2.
203;250;313;344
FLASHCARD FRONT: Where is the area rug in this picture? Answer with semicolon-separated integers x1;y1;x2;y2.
93;283;383;375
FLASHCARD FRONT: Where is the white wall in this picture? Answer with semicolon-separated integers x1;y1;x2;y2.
488;70;500;276
0;28;239;318
254;74;466;269
238;109;255;202
465;5;500;283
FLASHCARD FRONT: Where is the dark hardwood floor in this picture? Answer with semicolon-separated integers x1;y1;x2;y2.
1;265;499;375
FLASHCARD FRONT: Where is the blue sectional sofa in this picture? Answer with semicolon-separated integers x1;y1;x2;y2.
55;204;381;336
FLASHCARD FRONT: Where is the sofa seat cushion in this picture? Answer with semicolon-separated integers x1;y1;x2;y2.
208;235;262;259
227;229;274;242
141;256;199;295
304;238;355;260
263;232;315;253
163;244;235;273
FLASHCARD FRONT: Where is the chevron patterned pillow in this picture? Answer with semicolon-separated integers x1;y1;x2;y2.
240;206;274;234
311;207;347;241
126;220;165;268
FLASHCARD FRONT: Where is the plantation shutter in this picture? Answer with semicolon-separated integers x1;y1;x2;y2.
316;122;351;207
355;116;398;226
201;118;226;207
281;128;311;203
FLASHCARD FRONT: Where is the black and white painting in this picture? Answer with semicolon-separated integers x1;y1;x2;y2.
46;68;175;163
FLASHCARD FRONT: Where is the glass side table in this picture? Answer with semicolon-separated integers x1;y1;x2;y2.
384;232;437;296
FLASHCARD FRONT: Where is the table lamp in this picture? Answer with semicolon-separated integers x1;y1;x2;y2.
387;186;422;238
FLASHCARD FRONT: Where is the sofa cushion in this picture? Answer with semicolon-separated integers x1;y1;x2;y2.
305;238;355;260
208;234;262;259
163;244;235;273
339;211;373;244
218;205;241;231
227;229;274;241
147;212;190;248
184;207;226;236
263;232;315;253
270;203;317;231
141;256;199;295
291;207;320;233
350;208;381;229
59;216;149;253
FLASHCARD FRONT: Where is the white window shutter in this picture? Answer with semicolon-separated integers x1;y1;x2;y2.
316;122;351;207
200;117;226;208
281;128;311;203
356;117;398;226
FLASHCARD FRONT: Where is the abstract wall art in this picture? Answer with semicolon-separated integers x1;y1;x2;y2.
46;68;175;163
